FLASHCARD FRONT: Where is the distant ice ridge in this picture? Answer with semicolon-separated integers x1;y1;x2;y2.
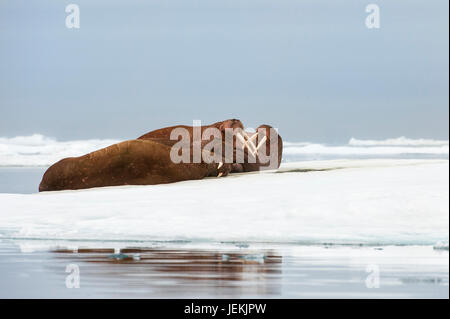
0;159;448;246
0;134;119;166
284;144;448;156
0;134;448;166
349;137;449;146
284;137;448;156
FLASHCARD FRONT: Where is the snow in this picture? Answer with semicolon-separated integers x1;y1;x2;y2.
0;159;448;246
348;137;449;147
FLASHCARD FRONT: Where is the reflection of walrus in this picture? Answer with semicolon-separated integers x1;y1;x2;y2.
39;138;230;192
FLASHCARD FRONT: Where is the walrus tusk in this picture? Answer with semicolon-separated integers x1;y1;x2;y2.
217;172;223;177
218;162;223;169
255;135;267;152
247;132;258;142
242;131;258;147
236;132;247;149
247;133;258;153
237;132;257;155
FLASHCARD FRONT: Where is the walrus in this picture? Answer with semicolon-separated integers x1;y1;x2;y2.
138;119;283;172
238;124;284;172
39;120;283;192
39;138;232;192
138;119;244;141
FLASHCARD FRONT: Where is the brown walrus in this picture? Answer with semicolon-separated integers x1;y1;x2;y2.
39;119;283;192
138;119;283;172
39;138;232;192
138;119;244;141
238;124;284;172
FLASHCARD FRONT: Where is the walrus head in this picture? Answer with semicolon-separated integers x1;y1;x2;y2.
256;124;283;169
237;124;283;169
218;119;244;132
217;118;248;157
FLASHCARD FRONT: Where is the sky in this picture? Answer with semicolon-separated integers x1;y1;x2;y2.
0;0;448;143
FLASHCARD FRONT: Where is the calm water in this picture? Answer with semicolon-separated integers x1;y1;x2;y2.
0;167;47;194
0;240;448;298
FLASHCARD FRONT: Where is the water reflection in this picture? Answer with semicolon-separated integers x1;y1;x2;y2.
50;247;283;297
1;241;448;298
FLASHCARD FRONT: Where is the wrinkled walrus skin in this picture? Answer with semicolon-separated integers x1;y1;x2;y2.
138;119;244;141
39;139;227;192
138;119;283;172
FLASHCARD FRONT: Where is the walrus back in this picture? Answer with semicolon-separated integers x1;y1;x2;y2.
38;139;212;192
39;140;164;191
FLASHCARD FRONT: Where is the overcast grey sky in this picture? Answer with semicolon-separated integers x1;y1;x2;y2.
0;0;448;143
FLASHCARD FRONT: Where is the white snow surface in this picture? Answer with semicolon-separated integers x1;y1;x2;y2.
0;159;448;245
